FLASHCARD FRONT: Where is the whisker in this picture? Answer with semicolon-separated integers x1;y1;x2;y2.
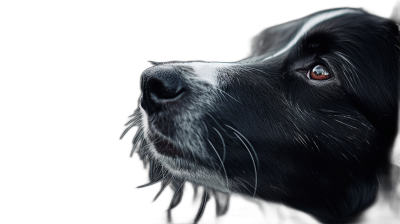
214;190;230;216
149;159;155;181
130;132;144;157
120;122;139;139
192;183;199;201
137;143;154;157
211;127;226;163
323;195;340;221
144;150;153;165
216;88;242;104
202;121;209;138
234;179;252;195
168;179;186;210
140;152;147;160
129;112;142;119
215;192;219;216
153;175;174;202
225;194;231;214
226;125;260;168
133;118;142;125
206;190;217;203
132;127;144;144
205;112;225;131
138;138;149;158
162;167;169;179
229;129;258;197
139;137;162;153
205;112;236;139
220;66;241;84
269;184;289;197
128;108;141;118
207;139;229;190
137;172;169;188
151;161;164;181
138;138;160;162
125;116;140;126
194;188;209;224
234;176;256;195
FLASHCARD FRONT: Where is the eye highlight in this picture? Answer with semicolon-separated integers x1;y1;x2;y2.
307;65;331;80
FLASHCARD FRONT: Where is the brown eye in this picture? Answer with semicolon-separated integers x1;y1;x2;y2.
307;65;331;80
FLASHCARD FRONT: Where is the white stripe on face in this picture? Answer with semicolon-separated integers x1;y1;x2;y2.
262;9;357;61
168;62;233;88
188;62;223;87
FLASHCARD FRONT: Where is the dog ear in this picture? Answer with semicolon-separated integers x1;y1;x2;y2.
338;16;399;140
391;1;400;24
249;34;263;57
374;6;400;217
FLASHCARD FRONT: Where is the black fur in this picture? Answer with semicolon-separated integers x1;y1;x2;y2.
123;8;400;223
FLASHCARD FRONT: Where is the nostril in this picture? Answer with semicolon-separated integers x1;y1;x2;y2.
147;75;185;100
141;66;187;115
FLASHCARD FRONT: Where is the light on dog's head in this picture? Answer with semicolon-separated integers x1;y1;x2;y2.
307;65;331;80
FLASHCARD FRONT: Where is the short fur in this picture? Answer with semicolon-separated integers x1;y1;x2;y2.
123;8;400;223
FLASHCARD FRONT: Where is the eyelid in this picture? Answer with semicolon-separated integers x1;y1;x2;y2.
306;70;311;79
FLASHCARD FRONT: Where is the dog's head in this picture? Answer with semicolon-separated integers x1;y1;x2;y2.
123;8;400;223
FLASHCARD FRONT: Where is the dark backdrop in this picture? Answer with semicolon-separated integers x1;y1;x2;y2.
69;1;400;224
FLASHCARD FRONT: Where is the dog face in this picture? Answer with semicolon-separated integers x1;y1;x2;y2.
124;8;399;223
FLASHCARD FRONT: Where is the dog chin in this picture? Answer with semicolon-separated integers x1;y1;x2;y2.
149;144;231;193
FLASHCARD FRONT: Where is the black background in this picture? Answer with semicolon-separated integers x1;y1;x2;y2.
56;1;395;224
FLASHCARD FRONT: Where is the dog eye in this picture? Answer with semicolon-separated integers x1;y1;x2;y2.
307;65;331;80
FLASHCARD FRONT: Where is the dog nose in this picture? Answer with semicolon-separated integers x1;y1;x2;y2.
141;66;185;115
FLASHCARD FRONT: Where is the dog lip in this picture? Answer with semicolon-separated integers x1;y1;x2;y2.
151;134;183;158
149;121;176;138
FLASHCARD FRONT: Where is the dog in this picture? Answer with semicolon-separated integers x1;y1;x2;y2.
122;7;400;223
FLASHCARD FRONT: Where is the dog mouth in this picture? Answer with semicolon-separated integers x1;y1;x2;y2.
149;133;184;158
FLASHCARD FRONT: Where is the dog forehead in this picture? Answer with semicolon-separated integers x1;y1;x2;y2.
252;8;361;60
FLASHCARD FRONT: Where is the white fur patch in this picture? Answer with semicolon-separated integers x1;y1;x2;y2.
262;9;357;61
186;62;225;87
